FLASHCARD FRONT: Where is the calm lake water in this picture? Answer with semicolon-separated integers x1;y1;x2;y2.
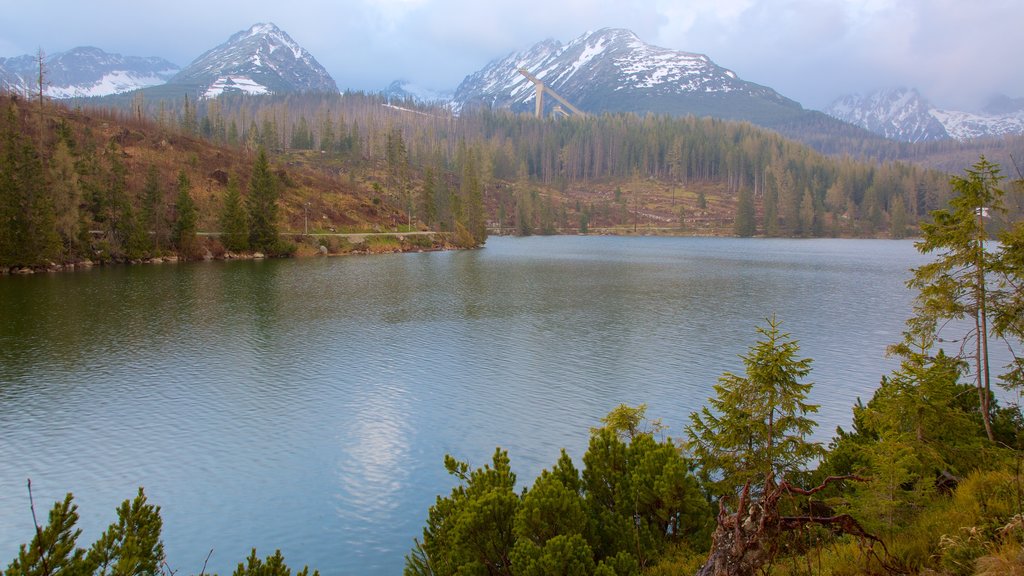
1;236;933;575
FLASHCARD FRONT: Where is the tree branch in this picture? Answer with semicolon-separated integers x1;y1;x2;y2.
778;475;868;497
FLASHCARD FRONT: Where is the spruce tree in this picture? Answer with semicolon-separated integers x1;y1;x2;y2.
220;176;249;252
172;170;198;258
141;166;167;254
687;316;821;496
247;149;279;253
908;156;1005;441
0;103;59;267
734;186;755;237
420;167;437;229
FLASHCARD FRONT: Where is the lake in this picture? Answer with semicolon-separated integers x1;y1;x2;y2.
0;236;934;575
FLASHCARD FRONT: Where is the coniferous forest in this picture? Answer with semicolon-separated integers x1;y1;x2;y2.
8;88;1024;271
4;86;1024;575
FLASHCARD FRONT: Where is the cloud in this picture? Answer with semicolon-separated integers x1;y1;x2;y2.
3;0;1022;110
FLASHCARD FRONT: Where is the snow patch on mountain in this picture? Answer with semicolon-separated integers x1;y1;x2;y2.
203;76;271;99
171;22;338;97
451;28;797;119
827;87;1024;141
825;88;948;142
0;47;179;98
46;70;172;98
930;108;1024;140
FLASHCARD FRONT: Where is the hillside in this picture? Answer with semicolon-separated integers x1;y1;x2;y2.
0;92;460;271
11;81;1017;274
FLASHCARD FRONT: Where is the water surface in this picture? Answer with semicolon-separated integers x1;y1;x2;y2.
1;236;931;575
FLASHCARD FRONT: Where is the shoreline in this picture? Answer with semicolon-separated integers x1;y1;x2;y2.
0;231;463;276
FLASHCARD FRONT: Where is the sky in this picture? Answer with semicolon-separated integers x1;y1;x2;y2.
2;0;1022;111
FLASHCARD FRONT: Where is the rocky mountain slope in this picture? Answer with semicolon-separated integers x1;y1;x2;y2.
826;87;1024;141
0;47;178;98
451;28;805;124
168;23;338;98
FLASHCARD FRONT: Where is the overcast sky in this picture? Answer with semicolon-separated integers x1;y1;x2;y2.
2;0;1021;111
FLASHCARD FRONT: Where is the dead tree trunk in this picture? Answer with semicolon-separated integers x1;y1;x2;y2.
696;475;883;576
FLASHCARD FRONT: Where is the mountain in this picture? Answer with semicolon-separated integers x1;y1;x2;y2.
168;23;338;98
826;87;1024;142
0;47;178;98
824;88;949;142
451;28;806;124
382;80;452;105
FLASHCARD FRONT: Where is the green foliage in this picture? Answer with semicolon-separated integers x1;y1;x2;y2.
596;403;658;440
908;156;1012;441
0;102;60;268
459;147;487;245
233;549;318;576
733;187;755;237
993;219;1024;392
407;448;518;576
5;493;85;576
6;489;165;576
48;139;84;259
687;315;821;496
140;167;168;255
8;489;325;576
247;149;280;254
407;408;709;575
171;171;198;258
84;488;164;576
220;176;250;252
510;534;595;576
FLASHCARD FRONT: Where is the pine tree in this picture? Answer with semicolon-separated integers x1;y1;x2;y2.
247;148;279;253
5;493;84;576
220;176;249;252
48;140;83;260
460;147;486;245
889;194;909;239
84;488;164;576
798;188;816;237
141;166;168;254
0;103;59;268
420;166;437;229
172;170;198;258
734;186;755;237
687;316;821;496
908;156;1005;441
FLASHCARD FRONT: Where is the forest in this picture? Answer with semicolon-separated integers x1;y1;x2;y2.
8;86;1023;272
4;155;1024;575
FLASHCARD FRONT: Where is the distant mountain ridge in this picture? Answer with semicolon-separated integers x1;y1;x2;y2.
169;23;338;98
450;28;806;124
826;87;1024;141
0;23;337;100
0;47;178;98
382;80;452;104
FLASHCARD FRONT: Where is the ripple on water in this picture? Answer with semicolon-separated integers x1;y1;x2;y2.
1;237;946;576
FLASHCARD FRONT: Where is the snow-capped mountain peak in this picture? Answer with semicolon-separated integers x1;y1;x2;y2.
451;28;799;122
826;87;1024;141
825;87;949;142
171;22;338;98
